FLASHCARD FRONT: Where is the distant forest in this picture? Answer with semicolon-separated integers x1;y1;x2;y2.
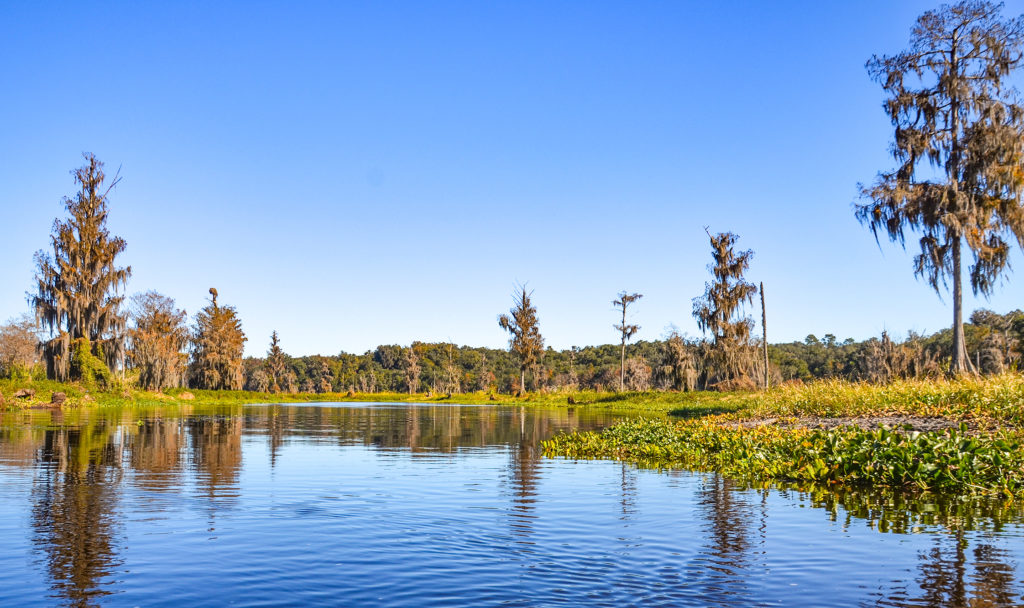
233;307;1021;395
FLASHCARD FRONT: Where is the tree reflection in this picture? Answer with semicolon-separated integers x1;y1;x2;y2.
265;406;285;468
699;475;753;562
507;406;541;543
129;419;184;490
619;462;637;520
187;416;242;490
685;474;760;604
186;416;243;532
872;532;1022;608
31;425;123;607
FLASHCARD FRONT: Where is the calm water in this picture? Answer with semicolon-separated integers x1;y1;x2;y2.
1;403;1023;607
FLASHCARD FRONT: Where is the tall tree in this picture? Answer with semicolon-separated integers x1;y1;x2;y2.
692;231;758;388
498;285;544;394
188;288;246;390
128;292;188;391
857;1;1024;375
265;331;287;393
612;291;643;392
31;154;131;381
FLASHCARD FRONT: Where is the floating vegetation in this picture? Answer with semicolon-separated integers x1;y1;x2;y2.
543;417;1024;497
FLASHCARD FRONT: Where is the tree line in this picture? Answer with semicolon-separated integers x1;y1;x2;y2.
3;1;1024;395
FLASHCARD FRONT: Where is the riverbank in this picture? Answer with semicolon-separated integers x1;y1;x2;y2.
4;374;1023;420
0;379;726;413
5;375;1024;496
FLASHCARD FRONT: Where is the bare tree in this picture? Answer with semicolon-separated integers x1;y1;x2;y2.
0;314;40;379
623;356;652;391
498;284;544;394
245;367;270;392
857;1;1024;375
971;308;1021;372
128;292;188;391
31;154;131;381
613;291;643;392
188;288;246;390
402;345;420;394
760;282;769;389
659;331;698;391
692;230;758;389
443;342;460;396
475;352;491;392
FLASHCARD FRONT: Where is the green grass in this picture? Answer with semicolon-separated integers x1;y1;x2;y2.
0;379;735;413
736;375;1024;423
4;374;1023;422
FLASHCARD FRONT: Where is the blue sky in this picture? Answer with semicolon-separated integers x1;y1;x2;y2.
3;1;1024;357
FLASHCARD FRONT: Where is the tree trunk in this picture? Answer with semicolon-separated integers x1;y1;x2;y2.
760;282;769;389
950;237;974;376
520;368;525;395
620;339;625;392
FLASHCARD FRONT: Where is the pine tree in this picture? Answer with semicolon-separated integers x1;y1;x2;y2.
266;331;287;393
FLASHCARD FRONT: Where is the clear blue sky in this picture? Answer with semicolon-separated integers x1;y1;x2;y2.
3;1;1024;357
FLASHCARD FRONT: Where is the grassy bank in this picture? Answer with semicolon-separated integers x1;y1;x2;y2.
0;379;714;413
3;374;1022;420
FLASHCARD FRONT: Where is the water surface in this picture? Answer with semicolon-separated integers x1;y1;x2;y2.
1;403;1023;607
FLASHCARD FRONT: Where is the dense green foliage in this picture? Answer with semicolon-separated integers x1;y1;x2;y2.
70;338;113;390
544;417;1024;496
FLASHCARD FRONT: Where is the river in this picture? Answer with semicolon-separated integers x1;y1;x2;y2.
1;403;1022;606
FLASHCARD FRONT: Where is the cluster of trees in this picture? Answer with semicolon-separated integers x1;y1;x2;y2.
220;307;1022;396
5;154;248;392
5;2;1024;395
3;152;1023;394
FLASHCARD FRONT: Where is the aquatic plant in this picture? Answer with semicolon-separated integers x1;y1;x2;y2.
544;417;1024;496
